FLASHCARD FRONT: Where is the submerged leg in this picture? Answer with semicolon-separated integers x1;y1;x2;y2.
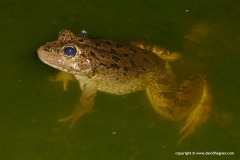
49;71;76;91
178;79;212;145
59;82;98;128
146;74;212;144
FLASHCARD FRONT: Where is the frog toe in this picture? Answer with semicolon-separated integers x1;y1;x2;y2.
58;106;94;128
58;114;82;129
178;111;202;145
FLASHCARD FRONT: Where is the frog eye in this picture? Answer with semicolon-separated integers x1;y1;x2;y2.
63;45;77;57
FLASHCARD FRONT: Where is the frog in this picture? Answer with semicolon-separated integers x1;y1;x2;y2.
37;30;212;145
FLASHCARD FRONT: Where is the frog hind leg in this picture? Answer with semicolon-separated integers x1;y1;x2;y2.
146;74;212;145
177;78;212;145
130;41;181;61
58;82;98;128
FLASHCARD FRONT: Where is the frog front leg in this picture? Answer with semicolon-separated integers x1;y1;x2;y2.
49;71;76;91
146;73;212;145
59;81;98;128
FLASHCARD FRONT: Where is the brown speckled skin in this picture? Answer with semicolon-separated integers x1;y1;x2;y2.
38;30;212;145
38;30;170;95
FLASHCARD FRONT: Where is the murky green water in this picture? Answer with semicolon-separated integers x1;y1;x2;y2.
0;0;239;159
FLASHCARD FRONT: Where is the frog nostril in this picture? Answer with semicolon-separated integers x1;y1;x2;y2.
63;46;77;57
43;45;53;52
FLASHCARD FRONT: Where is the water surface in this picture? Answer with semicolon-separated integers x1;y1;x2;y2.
0;0;239;159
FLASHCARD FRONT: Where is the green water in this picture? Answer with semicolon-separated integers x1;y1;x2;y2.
0;0;239;159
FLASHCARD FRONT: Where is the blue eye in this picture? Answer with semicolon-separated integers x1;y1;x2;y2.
63;46;77;57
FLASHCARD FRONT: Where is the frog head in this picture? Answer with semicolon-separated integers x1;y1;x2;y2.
37;30;93;76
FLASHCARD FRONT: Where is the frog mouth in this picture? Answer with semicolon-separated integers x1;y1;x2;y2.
37;46;67;71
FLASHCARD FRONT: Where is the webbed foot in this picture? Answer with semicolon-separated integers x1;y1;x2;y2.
58;106;94;128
